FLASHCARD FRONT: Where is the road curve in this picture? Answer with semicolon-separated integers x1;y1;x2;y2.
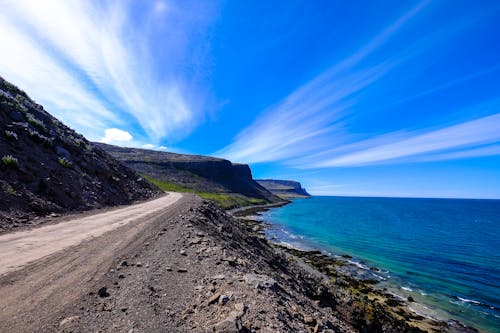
0;192;182;276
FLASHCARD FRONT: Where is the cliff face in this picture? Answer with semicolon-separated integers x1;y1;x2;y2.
0;77;161;229
94;143;282;204
256;179;311;198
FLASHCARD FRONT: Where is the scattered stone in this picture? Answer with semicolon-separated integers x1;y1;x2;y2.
208;293;221;305
166;267;173;272
135;262;143;267
59;316;80;329
196;232;204;237
177;268;188;273
234;302;246;311
180;250;187;256
243;274;277;290
208;311;244;333
219;294;230;305
98;287;110;298
195;285;204;291
407;296;414;302
209;274;225;281
303;316;316;326
119;260;129;267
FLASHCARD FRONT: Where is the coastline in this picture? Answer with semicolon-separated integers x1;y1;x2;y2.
236;201;480;333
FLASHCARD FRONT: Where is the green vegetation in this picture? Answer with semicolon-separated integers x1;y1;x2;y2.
0;80;29;98
5;185;16;195
2;155;19;169
58;157;73;168
143;175;267;209
26;113;47;132
28;129;53;147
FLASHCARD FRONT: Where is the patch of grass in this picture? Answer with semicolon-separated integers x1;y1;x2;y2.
143;176;195;192
28;129;53;147
26;113;47;132
58;157;73;168
5;185;16;195
197;192;267;209
4;130;18;141
2;155;19;168
143;175;268;209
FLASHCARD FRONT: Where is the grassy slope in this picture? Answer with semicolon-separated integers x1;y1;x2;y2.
144;175;267;210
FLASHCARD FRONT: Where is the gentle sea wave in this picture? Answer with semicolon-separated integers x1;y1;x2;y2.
261;196;500;332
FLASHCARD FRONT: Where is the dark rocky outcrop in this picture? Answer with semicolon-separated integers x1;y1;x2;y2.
257;179;311;198
95;143;282;204
0;77;161;229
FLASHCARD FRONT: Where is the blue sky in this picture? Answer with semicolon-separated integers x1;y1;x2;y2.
1;0;500;198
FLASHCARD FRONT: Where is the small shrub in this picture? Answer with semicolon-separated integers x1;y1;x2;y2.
2;155;19;168
26;113;47;132
15;95;25;104
58;157;73;168
4;130;18;141
6;185;16;195
28;129;53;147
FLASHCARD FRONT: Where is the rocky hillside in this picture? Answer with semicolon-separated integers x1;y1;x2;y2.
257;179;311;198
0;77;161;230
95;143;283;208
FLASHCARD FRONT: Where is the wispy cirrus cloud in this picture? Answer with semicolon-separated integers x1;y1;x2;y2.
0;0;216;142
307;112;500;167
216;1;430;163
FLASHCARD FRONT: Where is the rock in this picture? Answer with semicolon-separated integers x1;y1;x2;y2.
189;237;203;245
234;302;246;311
55;146;71;160
407;296;414;302
98;287;110;298
210;274;225;281
119;260;129;267
135;262;143;267
59;315;80;330
208;293;221;305
177;268;188;273
196;232;205;237
243;273;277;290
208;310;244;333
303;316;316;326
219;294;230;305
166;266;172;271
180;250;187;256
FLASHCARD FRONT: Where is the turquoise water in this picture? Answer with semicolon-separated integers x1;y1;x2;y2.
260;196;500;332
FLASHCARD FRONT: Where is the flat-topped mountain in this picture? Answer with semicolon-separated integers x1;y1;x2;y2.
94;143;283;209
256;179;311;198
0;77;161;229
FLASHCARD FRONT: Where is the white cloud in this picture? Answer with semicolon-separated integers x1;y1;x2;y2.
0;0;213;142
142;144;156;149
309;113;500;167
99;128;133;144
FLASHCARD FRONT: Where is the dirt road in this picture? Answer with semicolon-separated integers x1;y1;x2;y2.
0;192;184;332
0;192;182;276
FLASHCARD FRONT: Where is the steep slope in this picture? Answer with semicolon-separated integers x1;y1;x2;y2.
257;179;311;198
95;143;283;208
0;77;161;229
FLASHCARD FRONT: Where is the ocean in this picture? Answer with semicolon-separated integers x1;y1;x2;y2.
260;196;500;333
